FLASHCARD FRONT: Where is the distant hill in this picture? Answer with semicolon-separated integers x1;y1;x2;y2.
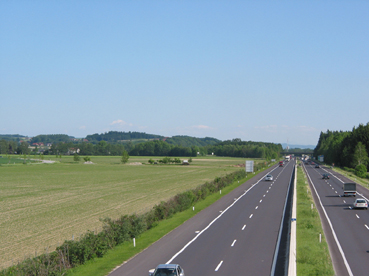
31;134;74;144
85;131;221;147
0;134;28;141
85;131;164;143
165;136;221;147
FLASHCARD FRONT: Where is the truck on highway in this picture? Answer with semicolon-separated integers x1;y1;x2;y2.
342;183;357;197
279;161;284;167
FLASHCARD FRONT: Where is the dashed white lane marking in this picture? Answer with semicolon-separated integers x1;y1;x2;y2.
242;225;246;230
260;199;262;203
263;194;266;197
215;261;223;271
255;206;258;209
335;191;337;193
249;214;253;218
269;187;271;189
365;225;369;230
231;240;237;247
267;191;269;193
356;214;360;219
195;231;200;233
343;200;346;203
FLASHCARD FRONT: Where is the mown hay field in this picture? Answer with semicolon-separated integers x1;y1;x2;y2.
0;155;250;269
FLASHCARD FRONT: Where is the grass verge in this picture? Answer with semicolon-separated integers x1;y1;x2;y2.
66;170;264;276
296;166;334;275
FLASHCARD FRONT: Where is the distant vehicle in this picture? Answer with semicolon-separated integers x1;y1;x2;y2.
265;174;273;181
353;198;368;209
322;174;330;179
343;183;357;197
285;155;290;162
149;264;185;276
279;161;284;167
311;162;315;165
315;164;320;168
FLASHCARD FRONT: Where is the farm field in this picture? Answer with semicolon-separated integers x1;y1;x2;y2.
0;155;253;269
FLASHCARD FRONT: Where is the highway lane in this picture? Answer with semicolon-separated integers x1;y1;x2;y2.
109;161;295;276
303;162;369;276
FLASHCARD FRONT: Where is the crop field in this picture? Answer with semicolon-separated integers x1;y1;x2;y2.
0;155;252;269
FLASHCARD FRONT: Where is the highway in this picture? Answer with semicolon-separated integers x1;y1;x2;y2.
303;162;369;276
109;160;295;276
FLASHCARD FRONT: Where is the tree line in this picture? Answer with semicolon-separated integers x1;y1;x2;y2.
1;137;283;159
314;123;369;171
205;139;283;160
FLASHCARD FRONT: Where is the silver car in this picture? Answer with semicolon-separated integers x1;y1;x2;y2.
265;174;273;181
353;198;368;209
149;264;185;276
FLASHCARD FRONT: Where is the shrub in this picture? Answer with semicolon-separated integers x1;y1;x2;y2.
355;164;367;178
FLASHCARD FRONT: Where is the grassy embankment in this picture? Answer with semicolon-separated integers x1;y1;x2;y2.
0;155;261;270
296;165;334;275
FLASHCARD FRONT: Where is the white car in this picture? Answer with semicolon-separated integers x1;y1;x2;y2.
353;198;368;209
149;264;185;276
265;175;273;181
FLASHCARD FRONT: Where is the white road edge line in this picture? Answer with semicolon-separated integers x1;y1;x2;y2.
304;167;354;276
215;261;223;271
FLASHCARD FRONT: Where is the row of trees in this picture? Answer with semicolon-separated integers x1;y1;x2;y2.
314;123;369;170
206;139;282;160
1;137;283;160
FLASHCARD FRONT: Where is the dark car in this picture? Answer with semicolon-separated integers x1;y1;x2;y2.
322;173;329;179
315;164;320;168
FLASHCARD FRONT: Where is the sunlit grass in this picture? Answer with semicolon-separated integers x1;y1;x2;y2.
296;166;334;275
0;155;251;269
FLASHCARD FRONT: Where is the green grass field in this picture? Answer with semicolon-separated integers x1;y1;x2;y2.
296;166;334;275
0;155;251;269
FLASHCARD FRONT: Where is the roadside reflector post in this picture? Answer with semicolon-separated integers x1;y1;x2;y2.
220;190;221;194
319;233;321;243
311;204;313;210
133;238;136;247
193;206;195;211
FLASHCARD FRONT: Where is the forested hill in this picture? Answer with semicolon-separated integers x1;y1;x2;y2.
31;134;73;143
0;134;27;141
314;122;369;169
85;131;163;143
165;136;221;147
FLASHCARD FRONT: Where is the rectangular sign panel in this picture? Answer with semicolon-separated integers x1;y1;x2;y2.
246;160;254;173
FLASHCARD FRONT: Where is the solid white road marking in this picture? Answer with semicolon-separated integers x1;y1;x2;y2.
215;261;223;271
231;240;236;247
249;214;253;218
242;225;246;230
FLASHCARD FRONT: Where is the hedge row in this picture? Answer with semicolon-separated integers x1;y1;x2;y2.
1;169;246;276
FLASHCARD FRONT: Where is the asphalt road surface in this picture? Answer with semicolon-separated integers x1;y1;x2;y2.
109;161;295;276
303;162;369;276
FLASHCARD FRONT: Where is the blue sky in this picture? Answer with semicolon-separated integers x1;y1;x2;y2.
1;1;368;146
